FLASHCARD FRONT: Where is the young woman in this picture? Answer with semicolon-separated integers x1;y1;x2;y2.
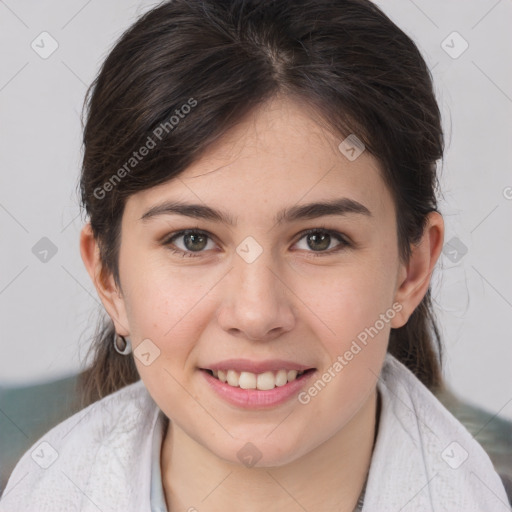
1;0;509;511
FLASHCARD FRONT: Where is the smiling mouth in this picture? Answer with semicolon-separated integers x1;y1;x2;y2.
201;368;316;390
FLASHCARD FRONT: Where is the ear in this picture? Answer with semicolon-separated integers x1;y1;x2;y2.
391;211;444;328
79;222;130;336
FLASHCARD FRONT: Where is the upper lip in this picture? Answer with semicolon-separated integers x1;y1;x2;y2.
201;359;315;374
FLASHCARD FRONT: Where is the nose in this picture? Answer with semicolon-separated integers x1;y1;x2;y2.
216;248;296;342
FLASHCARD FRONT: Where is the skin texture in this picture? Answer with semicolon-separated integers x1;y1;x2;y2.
81;95;444;511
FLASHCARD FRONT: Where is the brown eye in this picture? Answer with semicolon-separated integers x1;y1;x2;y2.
294;228;351;255
305;231;331;251
181;232;208;251
163;229;215;257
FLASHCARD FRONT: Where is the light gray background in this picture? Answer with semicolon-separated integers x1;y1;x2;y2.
1;1;511;420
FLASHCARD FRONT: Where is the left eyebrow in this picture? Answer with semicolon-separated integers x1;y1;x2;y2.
139;197;372;226
276;197;372;225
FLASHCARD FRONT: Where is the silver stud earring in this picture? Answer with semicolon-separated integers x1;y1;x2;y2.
113;332;132;355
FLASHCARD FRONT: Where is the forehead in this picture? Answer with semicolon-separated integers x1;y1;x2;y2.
125;96;394;226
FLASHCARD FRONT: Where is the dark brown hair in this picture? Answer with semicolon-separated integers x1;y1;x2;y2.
78;0;445;408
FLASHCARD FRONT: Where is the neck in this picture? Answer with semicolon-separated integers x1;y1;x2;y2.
161;389;380;512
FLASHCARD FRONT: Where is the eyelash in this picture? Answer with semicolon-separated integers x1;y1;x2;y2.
161;227;352;258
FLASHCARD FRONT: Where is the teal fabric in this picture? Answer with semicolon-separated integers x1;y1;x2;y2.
0;375;81;496
435;386;512;502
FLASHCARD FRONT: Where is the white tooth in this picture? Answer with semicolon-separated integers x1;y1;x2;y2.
257;371;276;390
275;369;288;387
287;370;298;382
212;369;219;379
239;371;257;389
227;369;240;387
220;369;303;388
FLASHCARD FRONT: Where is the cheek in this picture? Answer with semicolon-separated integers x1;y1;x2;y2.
126;269;215;409
121;252;216;338
122;264;231;403
320;258;396;395
296;262;395;347
293;263;394;412
299;272;391;418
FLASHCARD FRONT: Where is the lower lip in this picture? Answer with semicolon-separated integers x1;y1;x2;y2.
200;369;316;409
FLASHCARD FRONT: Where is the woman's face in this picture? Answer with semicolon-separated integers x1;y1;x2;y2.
96;95;421;466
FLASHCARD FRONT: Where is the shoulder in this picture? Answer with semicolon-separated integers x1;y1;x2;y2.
378;352;491;458
363;353;510;511
0;379;158;512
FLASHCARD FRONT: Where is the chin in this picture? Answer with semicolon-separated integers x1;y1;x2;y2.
210;435;309;469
